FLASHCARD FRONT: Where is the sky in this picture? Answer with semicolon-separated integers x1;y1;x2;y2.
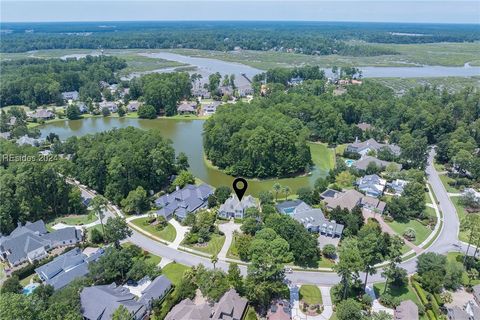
1;1;479;24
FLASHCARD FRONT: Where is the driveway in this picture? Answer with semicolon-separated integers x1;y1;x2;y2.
218;220;241;259
168;218;190;249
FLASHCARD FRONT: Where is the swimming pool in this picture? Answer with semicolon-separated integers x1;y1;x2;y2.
22;283;40;295
345;159;356;167
282;207;295;215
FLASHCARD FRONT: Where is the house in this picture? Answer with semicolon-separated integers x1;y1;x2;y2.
76;102;88;113
99;101;118;113
267;300;291;320
276;200;344;237
80;275;171;320
346;138;401;157
473;284;480;305
127;101;141;112
353;156;402;172
395;300;418;320
237;84;254;97
322;189;386;214
155;184;214;221
0;220;82;267
288;77;303;86
387;179;409;196
219;86;233;96
356;174;387;198
165;289;247;320
192;87;211;99
203;101;222;116
0;131;11;140
16;135;44;146
463;188;480;202
177;101;197;114
30;109;55;120
61;91;79;102
218;195;258;219
35;247;104;290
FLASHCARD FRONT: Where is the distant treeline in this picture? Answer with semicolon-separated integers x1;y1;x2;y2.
0;56;126;107
1;21;478;54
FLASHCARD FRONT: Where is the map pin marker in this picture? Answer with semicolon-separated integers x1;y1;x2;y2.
232;178;248;201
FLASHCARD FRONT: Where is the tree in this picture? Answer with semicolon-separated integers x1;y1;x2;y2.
273;183;281;202
176;152;190;171
121;186;149;215
127;260;160;281
91;196;108;238
335;171;355;188
259;191;274;205
172;171;195;189
101;107;111;117
444;260;465;290
334;238;362;300
336;299;363;320
241;217;262;235
322;244;336;259
358;222;385;291
297;187;315;205
0;293;38;320
416;253;447;293
89;227;104;244
382;236;406;291
462;214;480;265
112;305;132;320
371;311;393;320
104;217;132;247
227;263;244;294
0;276;22;294
214;186;232;204
283;186;291;200
137;104;157;119
314;177;328;193
211;255;219;269
66;104;81;120
117;107;126;117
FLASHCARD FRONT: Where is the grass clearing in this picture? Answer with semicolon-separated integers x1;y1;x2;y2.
373;282;421;306
46;213;97;229
299;285;323;305
244;306;258;320
308;142;336;172
161;262;190;285
20;274;35;287
227;234;241;260
387;219;432;246
317;258;335;269
183;234;226;256
452;197;479;242
130;217;177;242
439;174;461;193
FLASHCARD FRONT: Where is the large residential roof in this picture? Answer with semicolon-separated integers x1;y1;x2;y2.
219;195;257;215
81;283;147;320
323;189;386;213
356;174;387;197
139;275;172;304
155;184;213;219
395;300;418;320
177;101;197;112
347;138;401;155
30;109;54;119
473;284;480;303
211;289;248;320
353;156;401;171
165;298;213;320
0;220;81;266
35;248;104;290
62;91;79;101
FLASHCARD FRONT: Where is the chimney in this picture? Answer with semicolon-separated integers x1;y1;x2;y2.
176;185;180;192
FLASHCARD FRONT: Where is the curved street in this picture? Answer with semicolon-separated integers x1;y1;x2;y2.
71;147;470;286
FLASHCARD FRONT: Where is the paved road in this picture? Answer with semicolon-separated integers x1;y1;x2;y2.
71;148;470;286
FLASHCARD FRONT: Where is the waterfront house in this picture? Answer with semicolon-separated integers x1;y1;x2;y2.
322;189;386;214
352;156;402;172
127;101;141;112
177;101;197;115
203;101;222;116
155;184;214;221
61;91;79;102
30;109;55;120
346;138;401;157
218;195;258;219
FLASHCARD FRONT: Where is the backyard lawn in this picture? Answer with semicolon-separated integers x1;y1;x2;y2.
183;234;226;256
130;217;177;242
446;252;480;286
373;282;421;306
387;219;432;246
308;142;335;172
20;274;36;286
299;285;323;305
317;258;335;269
161;262;191;285
227;236;241;260
451;196;477;242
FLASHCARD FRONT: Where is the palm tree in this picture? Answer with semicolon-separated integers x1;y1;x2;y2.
283;186;291;200
211;255;218;269
273;183;281;202
91;196;108;239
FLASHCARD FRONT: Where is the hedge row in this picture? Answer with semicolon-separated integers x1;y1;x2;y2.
426;310;436;320
412;281;429;306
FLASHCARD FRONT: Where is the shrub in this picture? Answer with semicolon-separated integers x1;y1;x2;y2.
430;295;442;318
412;281;429;306
378;293;400;308
322;244;336;259
426;310;437;320
403;227;416;241
384;215;394;223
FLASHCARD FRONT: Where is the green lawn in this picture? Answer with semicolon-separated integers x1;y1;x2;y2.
373;282;421;306
46;213;97;229
183;234;226;256
244;306;258;320
299;285;323;305
20;274;36;286
387;219;432;246
308;142;335;172
130;217;177;242
161;262;191;286
317;258;335;269
227;235;241;260
451;197;476;242
439;174;461;193
446;252;480;286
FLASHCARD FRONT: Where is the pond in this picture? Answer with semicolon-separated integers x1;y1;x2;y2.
40;117;332;196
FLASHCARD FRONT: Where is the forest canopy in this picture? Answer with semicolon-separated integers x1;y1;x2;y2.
203;103;312;178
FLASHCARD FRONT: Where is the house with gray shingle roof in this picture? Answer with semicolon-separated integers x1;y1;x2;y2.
165;289;247;320
30;109;55;120
347;138;401;157
35;247;104;290
80;275;171;320
16;135;44;146
177;101;197;114
155;184;214;221
322;189;386;214
395;300;418;320
62;91;79;101
356;174;387;198
353;156;402;172
218;195;258;219
0;220;82;267
276;200;344;238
